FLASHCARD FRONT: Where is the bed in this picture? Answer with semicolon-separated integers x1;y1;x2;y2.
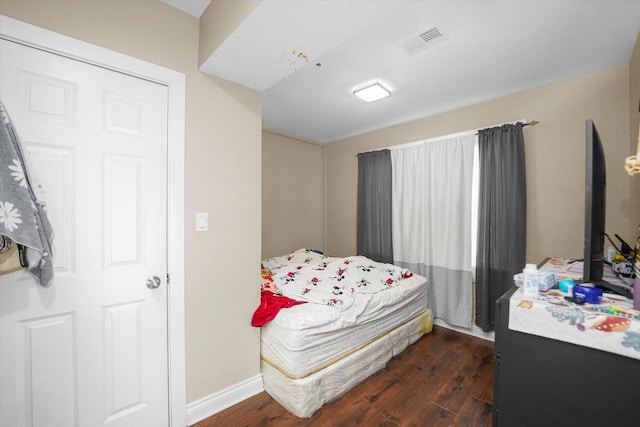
255;249;433;418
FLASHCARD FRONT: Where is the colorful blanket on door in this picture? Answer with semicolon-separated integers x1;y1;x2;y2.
260;249;413;312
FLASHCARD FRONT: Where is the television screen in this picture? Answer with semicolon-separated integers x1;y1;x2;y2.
583;119;605;282
582;120;632;298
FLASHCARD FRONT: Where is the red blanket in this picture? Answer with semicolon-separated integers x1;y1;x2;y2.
251;269;306;327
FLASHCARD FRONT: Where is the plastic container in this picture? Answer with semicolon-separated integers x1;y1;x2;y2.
558;279;576;293
522;263;539;297
513;271;556;292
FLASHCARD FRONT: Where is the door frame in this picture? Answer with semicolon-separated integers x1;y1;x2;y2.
0;15;187;426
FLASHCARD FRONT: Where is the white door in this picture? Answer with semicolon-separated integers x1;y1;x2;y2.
0;38;170;427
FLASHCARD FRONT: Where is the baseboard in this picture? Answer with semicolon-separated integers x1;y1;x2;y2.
186;374;264;426
433;318;495;342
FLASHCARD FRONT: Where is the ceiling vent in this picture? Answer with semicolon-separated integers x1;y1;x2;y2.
400;26;449;55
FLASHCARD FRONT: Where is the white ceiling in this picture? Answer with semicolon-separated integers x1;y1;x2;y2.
168;0;640;143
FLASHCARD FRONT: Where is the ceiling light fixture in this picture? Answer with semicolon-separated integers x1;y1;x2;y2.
353;82;391;102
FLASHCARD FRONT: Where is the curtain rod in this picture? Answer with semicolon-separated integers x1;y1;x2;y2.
475;120;539;135
356;120;540;157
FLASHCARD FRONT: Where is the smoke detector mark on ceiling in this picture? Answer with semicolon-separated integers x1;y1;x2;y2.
400;26;449;55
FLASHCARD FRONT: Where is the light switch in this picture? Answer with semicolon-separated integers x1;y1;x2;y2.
196;212;208;231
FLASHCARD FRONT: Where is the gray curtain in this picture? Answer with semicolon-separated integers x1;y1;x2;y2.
357;149;393;263
475;123;526;332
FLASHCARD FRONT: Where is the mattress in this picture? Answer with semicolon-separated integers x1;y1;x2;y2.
261;309;433;418
260;272;429;377
259;249;432;417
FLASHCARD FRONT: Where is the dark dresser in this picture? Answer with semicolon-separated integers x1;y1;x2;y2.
493;286;640;426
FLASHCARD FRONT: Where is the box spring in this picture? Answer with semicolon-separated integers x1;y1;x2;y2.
261;309;433;418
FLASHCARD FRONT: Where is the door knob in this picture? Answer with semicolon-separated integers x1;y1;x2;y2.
146;276;161;289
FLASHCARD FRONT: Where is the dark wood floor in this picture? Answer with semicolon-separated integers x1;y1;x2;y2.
194;326;495;427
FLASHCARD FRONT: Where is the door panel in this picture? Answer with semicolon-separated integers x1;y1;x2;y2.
0;38;169;427
26;144;74;275
17;313;77;427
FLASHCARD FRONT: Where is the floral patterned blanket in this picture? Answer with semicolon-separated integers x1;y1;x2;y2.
261;249;413;311
0;100;54;287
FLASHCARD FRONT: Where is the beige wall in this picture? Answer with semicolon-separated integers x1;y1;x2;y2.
0;0;262;404
325;65;632;265
262;130;324;258
198;0;261;67
630;33;640;240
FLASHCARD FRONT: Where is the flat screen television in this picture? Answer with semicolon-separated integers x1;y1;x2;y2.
582;119;632;298
583;119;606;282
